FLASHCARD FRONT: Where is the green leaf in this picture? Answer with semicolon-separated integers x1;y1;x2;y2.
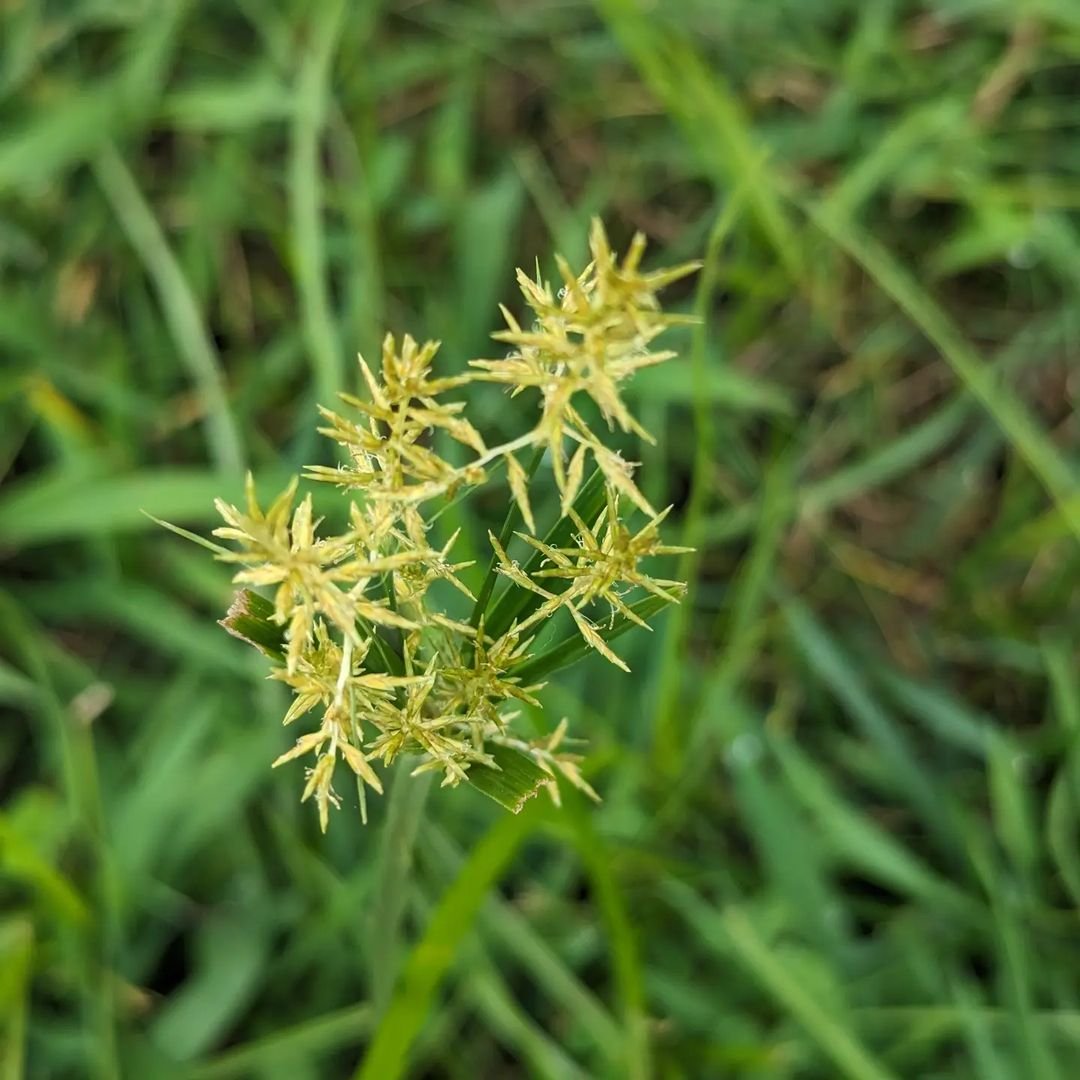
0;660;36;708
161;69;293;131
93;144;244;475
769;732;976;918
807;202;1080;544
782;596;962;857
988;734;1039;881
218;590;285;663
363;628;405;678
469;446;544;634
627;358;793;415
289;0;349;410
556;793;651;1078
0;916;33;1080
0;5;184;192
466;744;549;814
421;825;624;1063
510;593;673;684
368;769;432;1014
484;468;608;641
664;889;899;1080
150;914;270;1061
0;467;295;547
142;511;230;556
188;1006;373;1080
1046;772;1080;907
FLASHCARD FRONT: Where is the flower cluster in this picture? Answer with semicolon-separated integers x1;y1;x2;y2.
202;220;698;830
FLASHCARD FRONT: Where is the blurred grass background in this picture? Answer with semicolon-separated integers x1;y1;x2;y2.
1;0;1079;1077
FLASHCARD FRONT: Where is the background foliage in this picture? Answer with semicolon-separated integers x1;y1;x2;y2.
2;1;1079;1077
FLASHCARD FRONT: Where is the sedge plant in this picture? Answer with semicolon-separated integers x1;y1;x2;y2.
167;221;699;830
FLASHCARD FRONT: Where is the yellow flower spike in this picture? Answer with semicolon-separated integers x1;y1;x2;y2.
561;443;588;518
340;742;384;795
272;730;326;768
505;453;536;535
301;753;338;833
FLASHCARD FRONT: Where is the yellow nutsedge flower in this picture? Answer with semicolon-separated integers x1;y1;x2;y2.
500;487;691;669
270;626;431;830
487;529;628;669
587;440;653;517
189;219;698;830
268;624;416;728
213;475;423;673
438;627;545;733
528;491;690;606
306;333;486;511
370;331;476;403
364;662;494;788
301;753;338;834
505;452;536;534
470;218;700;519
393;526;476;612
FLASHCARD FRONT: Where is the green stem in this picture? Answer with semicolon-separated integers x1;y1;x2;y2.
367;763;433;1015
354;803;542;1080
557;793;651;1080
469;445;544;633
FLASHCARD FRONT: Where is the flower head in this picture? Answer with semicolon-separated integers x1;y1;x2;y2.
307;333;486;511
189;220;697;830
496;487;690;670
437;627;544;733
471;219;700;514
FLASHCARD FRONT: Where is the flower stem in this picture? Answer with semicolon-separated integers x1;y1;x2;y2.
468;445;545;635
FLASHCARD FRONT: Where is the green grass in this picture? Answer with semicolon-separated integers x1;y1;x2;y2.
2;2;1079;1078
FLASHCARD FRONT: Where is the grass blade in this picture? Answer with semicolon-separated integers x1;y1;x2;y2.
92;145;244;476
353;802;542;1080
422;825;624;1066
769;732;976;919
187;1006;373;1079
367;768;432;1015
0;917;33;1080
466;743;549;814
510;593;673;684
807;202;1080;544
665;888;899;1080
0;467;298;546
782;596;961;857
290;0;348;410
558;796;651;1080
